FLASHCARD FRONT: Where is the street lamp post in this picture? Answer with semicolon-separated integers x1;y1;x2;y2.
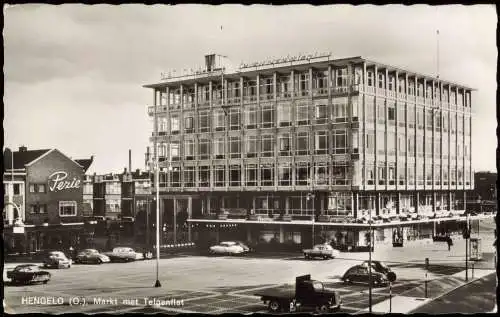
368;206;373;313
153;92;161;288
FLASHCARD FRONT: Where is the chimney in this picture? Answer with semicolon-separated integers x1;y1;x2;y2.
19;145;27;152
128;149;132;172
124;168;127;174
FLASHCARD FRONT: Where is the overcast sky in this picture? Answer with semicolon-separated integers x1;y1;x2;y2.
4;4;497;174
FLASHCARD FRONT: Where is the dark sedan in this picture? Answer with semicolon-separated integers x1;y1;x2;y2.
341;264;389;287
74;249;111;264
361;260;395;279
7;264;51;285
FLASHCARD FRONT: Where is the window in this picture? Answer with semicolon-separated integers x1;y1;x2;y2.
279;133;291;156
198;166;210;187
378;165;386;185
245;164;258;186
229;108;241;130
457;114;463;134
296;132;309;155
388;104;395;122
214;137;225;159
199;138;210;160
184;139;195;160
387;132;396;156
184;167;195;187
170;141;180;160
450;168;456;185
398;166;405;185
442;136;448;159
105;182;121;194
336;68;348;87
434;164;441;185
277;75;291;98
228;81;240;100
158;117;167;133
426;109;433;131
415;135;423;157
212;83;222;102
398;78;405;93
377;101;385;124
366;97;375;122
261;135;274;157
458;168;464;185
366;164;375;185
199;111;210;132
351;98;359;119
367;71;374;87
332;164;348;185
171;167;181;187
315;131;328;154
417;83;423;98
243;79;257;101
365;131;375;154
464;116;470;136
30;204;46;214
29;184;35;193
295;163;310;186
408;166;415;185
315;104;328;124
417;107;424;130
376;132;386;155
246;135;258;157
398;134;406;156
295;72;310;96
245;105;258;129
434;137;441;158
261;77;273;98
229;136;241;158
261;164;274;186
450;140;456;159
277;102;291;126
426;165;433;186
214;109;225;131
388;165;395;185
278;163;292;186
197;85;209;104
214;165;225;187
59;201;77;217
296;102;310;125
333;97;348;122
407;104;415;128
425;136;432;158
261;104;274;128
435;112;441;130
333;130;347;154
315;163;328;185
184;116;194;132
378;72;385;89
313;70;328;93
426;85;432;99
229;165;241;187
388;76;395;91
407;135;415;156
408;80;415;96
170;115;180;133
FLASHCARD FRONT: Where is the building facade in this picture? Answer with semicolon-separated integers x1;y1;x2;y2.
3;147;93;253
143;54;475;249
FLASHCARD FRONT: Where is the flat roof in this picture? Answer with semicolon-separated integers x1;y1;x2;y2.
143;56;475;91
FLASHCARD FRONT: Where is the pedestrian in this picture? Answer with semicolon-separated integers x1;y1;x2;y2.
447;236;453;251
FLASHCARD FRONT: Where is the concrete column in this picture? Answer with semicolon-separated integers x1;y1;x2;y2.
463;191;467;212
353;192;359;218
285;196;289;214
376;192;381;216
415;191;419;214
432;192;437;212
279;224;285;243
397;192;401;214
173;198;177;243
449;191;453;211
187;197;192;242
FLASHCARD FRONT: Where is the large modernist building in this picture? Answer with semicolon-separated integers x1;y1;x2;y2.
142;54;475;249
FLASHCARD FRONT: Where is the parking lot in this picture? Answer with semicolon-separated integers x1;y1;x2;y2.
4;250;473;314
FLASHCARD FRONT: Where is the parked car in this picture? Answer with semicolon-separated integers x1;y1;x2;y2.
7;264;51;285
255;275;341;313
341;264;389;287
209;241;248;255
74;249;111;264
43;251;72;269
303;244;340;260
104;247;145;262
361;260;396;280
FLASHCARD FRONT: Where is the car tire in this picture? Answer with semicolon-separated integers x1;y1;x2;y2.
268;300;281;312
316;304;329;313
323;255;329;260
97;258;103;264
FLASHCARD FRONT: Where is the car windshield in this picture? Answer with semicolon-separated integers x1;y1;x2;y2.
50;252;66;258
114;248;132;252
84;249;99;253
220;242;236;247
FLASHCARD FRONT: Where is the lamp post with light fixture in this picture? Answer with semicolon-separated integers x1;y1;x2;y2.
153;91;161;288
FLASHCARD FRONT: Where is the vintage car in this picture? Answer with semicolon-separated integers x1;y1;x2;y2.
341;264;389;287
74;249;111;264
7;264;51;285
303;244;340;260
209;241;249;255
361;260;396;280
43;251;72;269
104;247;145;262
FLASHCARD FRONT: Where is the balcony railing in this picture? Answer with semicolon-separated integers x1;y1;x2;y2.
331;86;349;94
259;93;274;101
387;90;396;99
397;92;406;100
365;86;375;94
312;88;328;97
147;106;168;116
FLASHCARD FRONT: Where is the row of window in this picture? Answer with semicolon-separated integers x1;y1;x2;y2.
364;132;470;158
158;130;350;159
29;201;77;216
363;165;472;186
29;183;46;193
157;164;350;187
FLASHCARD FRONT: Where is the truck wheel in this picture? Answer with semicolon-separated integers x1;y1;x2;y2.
268;300;281;312
316;304;329;313
304;254;309;260
323;255;328;260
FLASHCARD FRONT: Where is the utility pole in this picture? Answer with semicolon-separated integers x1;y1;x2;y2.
368;208;373;313
153;91;161;288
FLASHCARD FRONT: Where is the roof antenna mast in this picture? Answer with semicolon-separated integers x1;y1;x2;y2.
436;29;440;79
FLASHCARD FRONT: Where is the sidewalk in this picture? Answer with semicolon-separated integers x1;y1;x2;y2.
362;268;496;314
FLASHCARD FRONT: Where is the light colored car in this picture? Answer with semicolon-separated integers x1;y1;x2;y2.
43;251;72;269
104;247;145;262
303;244;340;260
74;249;111;264
209;241;248;255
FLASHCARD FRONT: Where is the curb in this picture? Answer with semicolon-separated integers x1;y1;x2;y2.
407;271;496;314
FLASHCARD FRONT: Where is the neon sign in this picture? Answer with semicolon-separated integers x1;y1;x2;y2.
48;171;81;192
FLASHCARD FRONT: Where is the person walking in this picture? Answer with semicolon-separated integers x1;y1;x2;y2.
446;235;453;251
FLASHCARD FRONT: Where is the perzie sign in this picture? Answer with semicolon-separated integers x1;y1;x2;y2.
48;171;81;192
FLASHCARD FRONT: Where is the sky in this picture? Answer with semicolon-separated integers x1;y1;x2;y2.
3;4;497;174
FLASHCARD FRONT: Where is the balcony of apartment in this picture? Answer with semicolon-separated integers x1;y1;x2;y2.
259;93;274;101
243;94;258;103
147;105;168;116
397;91;406;100
377;88;386;97
386;89;396;99
312;87;328;97
294;90;310;98
276;91;292;100
226;97;240;106
197;99;210;109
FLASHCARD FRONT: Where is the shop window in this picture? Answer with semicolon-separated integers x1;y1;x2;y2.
59;201;77;217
